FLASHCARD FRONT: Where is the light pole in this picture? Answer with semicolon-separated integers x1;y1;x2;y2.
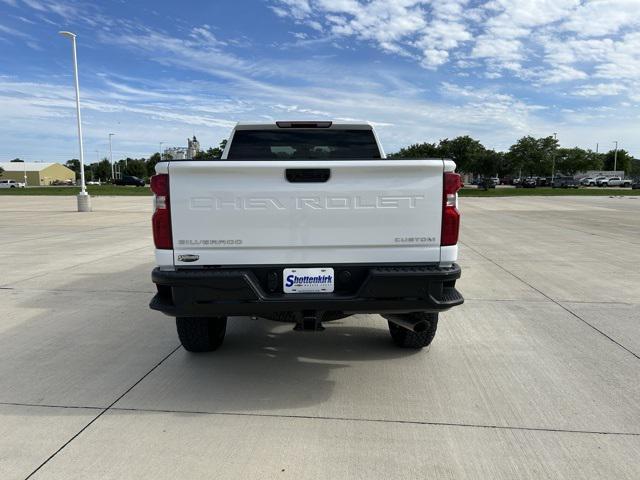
613;141;618;172
109;133;115;180
59;31;90;212
551;132;557;182
159;142;164;161
23;161;27;187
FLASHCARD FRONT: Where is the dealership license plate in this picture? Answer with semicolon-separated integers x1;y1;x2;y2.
283;268;335;293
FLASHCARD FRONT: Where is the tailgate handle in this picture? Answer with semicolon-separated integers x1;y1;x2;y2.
286;168;331;183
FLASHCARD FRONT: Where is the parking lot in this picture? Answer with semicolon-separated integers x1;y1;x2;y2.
1;195;639;479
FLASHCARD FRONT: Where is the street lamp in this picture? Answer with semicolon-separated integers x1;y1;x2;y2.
551;132;557;182
159;142;165;161
109;133;115;180
613;141;618;172
59;31;90;212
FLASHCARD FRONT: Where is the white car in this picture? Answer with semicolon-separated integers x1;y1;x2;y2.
86;180;101;186
600;176;631;187
0;179;26;188
149;121;464;352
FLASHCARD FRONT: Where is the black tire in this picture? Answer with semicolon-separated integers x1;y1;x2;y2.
387;312;438;349
176;316;227;352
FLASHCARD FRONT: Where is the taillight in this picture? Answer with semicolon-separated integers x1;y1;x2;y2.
151;174;172;249
441;172;461;246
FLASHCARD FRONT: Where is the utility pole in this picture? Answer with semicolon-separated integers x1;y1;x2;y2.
613;141;618;172
109;133;115;180
159;142;164;161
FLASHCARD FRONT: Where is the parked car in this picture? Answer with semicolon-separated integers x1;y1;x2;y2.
478;177;496;190
632;178;640;190
520;177;537;188
600;176;632;187
149;120;464;352
490;176;499;185
552;176;579;188
113;175;145;186
86;180;101;186
594;176;609;186
0;179;26;188
51;179;74;186
581;177;597;186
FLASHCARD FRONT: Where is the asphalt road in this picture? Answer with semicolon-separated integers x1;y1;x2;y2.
1;195;638;479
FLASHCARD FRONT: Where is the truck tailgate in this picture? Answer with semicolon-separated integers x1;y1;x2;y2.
168;160;444;265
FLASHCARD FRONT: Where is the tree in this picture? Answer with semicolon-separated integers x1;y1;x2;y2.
0;165;4;176
124;159;147;178
65;159;80;179
146;153;161;177
555;148;602;175
603;149;633;175
389;142;441;159
506;135;558;177
438;136;488;173
92;158;112;181
10;158;23;162
194;147;223;161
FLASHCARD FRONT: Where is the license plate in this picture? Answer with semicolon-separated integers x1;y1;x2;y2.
283;268;334;293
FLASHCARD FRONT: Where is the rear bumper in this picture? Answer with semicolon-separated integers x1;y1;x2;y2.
150;264;463;318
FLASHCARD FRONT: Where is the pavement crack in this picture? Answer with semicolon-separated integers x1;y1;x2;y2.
23;344;181;480
460;241;640;361
108;407;640;438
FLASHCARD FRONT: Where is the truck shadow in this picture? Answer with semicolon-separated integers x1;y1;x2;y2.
147;315;421;414
5;263;420;415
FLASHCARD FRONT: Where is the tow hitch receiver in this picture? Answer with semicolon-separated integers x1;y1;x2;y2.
294;311;325;331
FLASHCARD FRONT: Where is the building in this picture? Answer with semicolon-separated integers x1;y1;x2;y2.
0;162;75;186
187;136;200;159
163;147;188;160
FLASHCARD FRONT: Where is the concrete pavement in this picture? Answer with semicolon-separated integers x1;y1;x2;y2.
0;195;638;479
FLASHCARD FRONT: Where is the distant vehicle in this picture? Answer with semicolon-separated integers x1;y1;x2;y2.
0;179;25;188
581;177;597;186
519;177;537;188
86;180;101;186
477;177;496;190
51;179;74;186
552;176;579;188
490;176;499;185
632;179;640;190
594;176;609;186
600;176;632;187
537;176;553;187
500;176;514;185
113;175;145;186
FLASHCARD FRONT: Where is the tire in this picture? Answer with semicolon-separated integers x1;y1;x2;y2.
176;316;227;352
387;312;438;349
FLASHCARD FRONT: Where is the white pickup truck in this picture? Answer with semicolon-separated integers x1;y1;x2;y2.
150;121;463;352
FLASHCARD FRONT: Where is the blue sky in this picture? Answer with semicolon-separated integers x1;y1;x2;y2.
1;0;639;162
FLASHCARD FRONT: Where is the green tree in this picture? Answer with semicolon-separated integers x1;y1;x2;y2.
0;165;4;176
65;159;80;179
506;135;558;176
389;142;441;159
146;153;162;177
123;159;147;178
555;148;603;175
438;136;487;173
92;158;112;181
603;149;633;175
10;158;23;162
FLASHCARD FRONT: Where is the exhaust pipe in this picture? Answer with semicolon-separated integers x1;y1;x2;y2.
384;314;428;333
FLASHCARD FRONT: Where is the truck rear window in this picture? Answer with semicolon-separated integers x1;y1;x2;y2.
227;129;381;160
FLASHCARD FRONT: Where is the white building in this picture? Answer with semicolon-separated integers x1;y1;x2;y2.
163;147;188;160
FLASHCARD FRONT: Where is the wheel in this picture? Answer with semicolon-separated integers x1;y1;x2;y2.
176;316;227;352
387;312;438;349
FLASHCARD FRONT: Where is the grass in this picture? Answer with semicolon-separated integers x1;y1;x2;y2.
0;185;152;196
460;187;639;197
